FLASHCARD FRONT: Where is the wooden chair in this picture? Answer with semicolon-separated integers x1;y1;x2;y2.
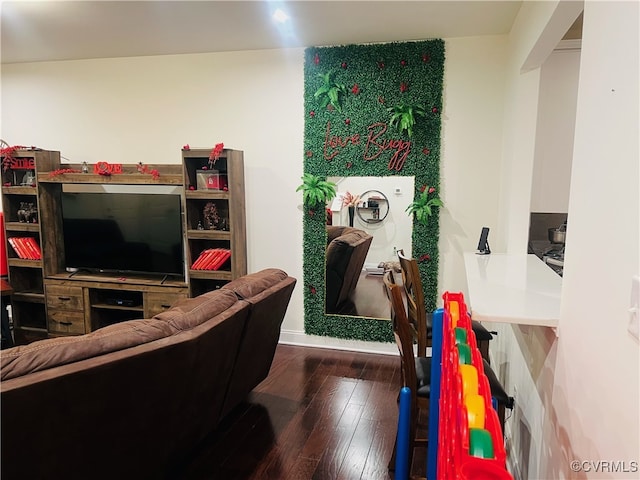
396;251;514;434
397;249;494;363
397;249;431;357
383;270;429;478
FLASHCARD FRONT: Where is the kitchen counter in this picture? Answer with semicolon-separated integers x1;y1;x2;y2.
463;253;561;328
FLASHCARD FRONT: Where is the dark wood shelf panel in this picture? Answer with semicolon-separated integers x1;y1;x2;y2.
47;272;187;289
1;186;38;195
185;190;229;200
4;222;40;232
37;172;183;185
7;258;43;268
16;326;48;333
91;303;144;312
187;230;231;240
189;270;233;281
11;292;45;303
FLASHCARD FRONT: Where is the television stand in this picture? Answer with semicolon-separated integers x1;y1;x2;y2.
44;273;188;334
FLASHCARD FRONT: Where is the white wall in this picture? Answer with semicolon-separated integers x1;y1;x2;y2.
484;1;639;479
530;45;581;213
1;35;509;352
555;0;639;477
438;35;508;294
1;48;308;335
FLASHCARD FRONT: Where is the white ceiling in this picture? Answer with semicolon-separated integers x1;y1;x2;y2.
1;1;523;65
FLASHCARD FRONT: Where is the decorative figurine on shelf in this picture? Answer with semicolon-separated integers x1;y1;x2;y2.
20;171;35;186
203;202;220;230
197;221;204;230
81;161;89;173
17;202;37;223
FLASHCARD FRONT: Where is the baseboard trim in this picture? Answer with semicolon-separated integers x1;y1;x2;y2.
278;329;397;355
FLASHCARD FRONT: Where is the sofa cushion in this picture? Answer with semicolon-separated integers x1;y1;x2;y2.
326;229;371;271
0;319;177;381
221;268;288;300
153;288;238;330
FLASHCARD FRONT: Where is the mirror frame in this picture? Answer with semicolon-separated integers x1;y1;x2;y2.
302;40;445;343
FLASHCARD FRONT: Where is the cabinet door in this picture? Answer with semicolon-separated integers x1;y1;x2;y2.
47;310;86;335
45;285;84;311
145;292;188;318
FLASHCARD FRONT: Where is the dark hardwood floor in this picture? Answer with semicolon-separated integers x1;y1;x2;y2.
169;344;426;480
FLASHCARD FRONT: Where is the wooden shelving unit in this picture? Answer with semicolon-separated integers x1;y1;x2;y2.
1;149;60;343
2;148;247;344
181;148;247;297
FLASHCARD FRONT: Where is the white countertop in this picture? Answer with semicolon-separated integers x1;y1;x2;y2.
463;253;561;328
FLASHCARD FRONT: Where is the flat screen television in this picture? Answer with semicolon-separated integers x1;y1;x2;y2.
61;191;184;278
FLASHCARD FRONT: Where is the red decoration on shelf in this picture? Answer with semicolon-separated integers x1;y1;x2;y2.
432;106;439;113
48;168;82;178
400;82;408;93
182;144;190;150
422;148;430;155
209;142;224;167
0;144;28;171
420;185;426;193
136;162;160;180
189;185;195;190
314;53;320;65
351;84;360;95
429;187;436;194
94;161;122;175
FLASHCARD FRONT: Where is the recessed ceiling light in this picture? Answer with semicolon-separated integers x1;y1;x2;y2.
272;8;290;23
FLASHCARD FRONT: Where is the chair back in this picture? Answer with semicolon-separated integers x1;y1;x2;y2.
383;270;418;406
397;249;430;356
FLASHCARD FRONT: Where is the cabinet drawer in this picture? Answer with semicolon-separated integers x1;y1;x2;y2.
47;310;86;335
46;285;84;311
145;292;188;317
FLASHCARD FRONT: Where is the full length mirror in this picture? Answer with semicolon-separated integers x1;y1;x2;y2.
325;176;415;319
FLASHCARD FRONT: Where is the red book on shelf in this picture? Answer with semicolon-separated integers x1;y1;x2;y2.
211;250;231;271
28;238;42;259
8;237;30;259
202;248;224;270
22;237;41;260
191;249;213;270
17;238;35;259
192;249;218;270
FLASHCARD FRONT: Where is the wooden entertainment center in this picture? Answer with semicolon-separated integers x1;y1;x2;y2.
1;148;246;345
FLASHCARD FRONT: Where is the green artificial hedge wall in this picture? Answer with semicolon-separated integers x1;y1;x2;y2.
302;40;445;342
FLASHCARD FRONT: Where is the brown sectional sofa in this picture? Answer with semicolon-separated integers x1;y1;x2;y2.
0;268;296;480
325;225;373;314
